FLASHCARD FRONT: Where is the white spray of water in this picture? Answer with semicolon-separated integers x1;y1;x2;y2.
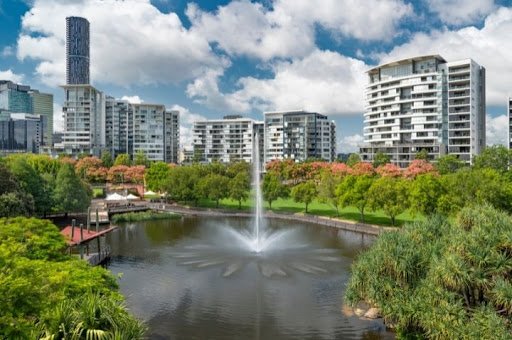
253;132;263;252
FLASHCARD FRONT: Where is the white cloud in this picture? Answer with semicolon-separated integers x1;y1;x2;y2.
169;104;207;148
121;95;143;104
187;0;412;60
377;7;512;106
486;114;507;146
1;46;14;57
188;49;368;115
338;133;364;153
426;0;495;25
17;0;225;87
53;102;63;132
0;69;25;83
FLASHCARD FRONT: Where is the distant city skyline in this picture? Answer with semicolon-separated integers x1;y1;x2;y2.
1;0;511;151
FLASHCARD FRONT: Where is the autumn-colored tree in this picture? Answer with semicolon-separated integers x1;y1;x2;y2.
330;162;352;177
403;159;437;179
75;156;103;179
351;162;375;176
376;163;402;177
107;165;130;183
125;165;145;184
86;167;108;183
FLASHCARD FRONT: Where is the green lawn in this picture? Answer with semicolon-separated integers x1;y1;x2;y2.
92;187;104;198
195;197;422;227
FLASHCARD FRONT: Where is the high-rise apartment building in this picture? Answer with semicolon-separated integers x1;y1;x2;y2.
264;110;336;163
132;104;178;162
193;115;263;163
61;84;105;154
105;96;132;157
167;110;180;164
360;55;485;166
66;16;90;85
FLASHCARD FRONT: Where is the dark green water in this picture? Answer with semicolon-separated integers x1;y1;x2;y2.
106;216;394;339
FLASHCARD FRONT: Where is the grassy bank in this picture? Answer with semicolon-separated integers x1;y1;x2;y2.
194;197;422;227
112;211;180;223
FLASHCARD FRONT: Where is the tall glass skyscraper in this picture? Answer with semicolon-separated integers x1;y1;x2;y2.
66;16;90;85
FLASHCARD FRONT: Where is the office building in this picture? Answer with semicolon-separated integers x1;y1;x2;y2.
61;84;105;154
66;16;90;85
29;90;53;146
0;80;32;117
264;110;336;163
0;113;46;154
167;110;180;164
193;115;263;163
360;55;485;166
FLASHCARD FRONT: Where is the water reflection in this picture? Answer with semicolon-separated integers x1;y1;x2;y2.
106;217;394;339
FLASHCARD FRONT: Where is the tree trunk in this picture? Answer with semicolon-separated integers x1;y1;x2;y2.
335;205;340;217
391;215;395;226
305;203;308;213
360;208;364;223
216;199;219;208
238;200;242;209
269;200;272;209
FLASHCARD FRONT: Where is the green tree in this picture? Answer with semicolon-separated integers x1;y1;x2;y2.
435;154;464;174
415;149;429;160
145;162;172;192
473;145;512;172
409;173;442;216
229;172;250;209
101;150;114;168
345;205;512;338
372;151;390;168
291;180;317;213
164;165;202;204
114;153;131;166
368;177;409;226
438;168;512;215
317;170;342;216
54;163;91;215
0;217;145;339
336;175;373;222
134;150;149;167
198;173;230;208
7;156;52;217
346;153;361;167
262;172;288;209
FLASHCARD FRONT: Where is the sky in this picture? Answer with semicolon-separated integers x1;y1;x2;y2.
0;0;511;152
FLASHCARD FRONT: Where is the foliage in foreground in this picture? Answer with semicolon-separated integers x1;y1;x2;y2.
0;217;145;339
111;211;180;223
345;205;512;339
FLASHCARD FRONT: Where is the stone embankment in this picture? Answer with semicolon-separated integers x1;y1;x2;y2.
148;203;396;236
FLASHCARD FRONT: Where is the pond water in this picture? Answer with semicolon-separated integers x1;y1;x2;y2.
105;216;394;339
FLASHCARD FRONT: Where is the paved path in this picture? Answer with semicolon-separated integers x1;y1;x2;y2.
148;203;395;236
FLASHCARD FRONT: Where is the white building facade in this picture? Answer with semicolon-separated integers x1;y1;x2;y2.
193;115;263;163
62;84;106;155
264;110;336;164
360;55;485;167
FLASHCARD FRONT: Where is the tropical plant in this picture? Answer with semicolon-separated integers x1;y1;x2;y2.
346;205;512;338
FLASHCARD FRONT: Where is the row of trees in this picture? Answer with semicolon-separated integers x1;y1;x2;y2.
0;154;91;218
0;217;145;338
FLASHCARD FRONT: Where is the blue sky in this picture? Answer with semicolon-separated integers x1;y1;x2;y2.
1;0;512;151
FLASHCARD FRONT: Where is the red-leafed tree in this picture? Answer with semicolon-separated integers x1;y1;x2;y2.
107;165;130;183
376;163;402;178
351;162;375;176
125;165;145;184
86;166;108;183
404;159;437;179
330;162;353;176
75;156;103;179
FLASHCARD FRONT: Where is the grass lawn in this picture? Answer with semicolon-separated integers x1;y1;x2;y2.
195;197;422;227
92;187;104;198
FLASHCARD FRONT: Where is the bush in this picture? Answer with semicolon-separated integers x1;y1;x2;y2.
111;211;180;223
345;205;512;338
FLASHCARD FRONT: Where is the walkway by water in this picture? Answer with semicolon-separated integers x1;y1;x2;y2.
148;203;394;236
